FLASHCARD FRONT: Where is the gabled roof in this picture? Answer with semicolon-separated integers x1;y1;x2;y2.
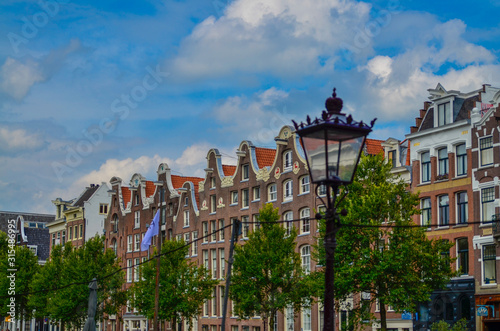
255;147;276;168
171;175;204;190
73;185;100;207
121;187;131;207
365;139;384;156
145;181;156;197
222;165;236;177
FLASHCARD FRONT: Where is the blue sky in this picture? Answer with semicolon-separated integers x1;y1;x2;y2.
1;0;500;214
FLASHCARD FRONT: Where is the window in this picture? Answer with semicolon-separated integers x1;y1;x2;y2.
302;307;311;331
388;150;396;168
242;216;249;239
210;195;216;213
268;184;277;201
127;259;132;282
210;177;216;188
284;180;293;201
99;204;108;214
318;184;327;196
286;306;294;331
134;258;140;282
300;176;310;194
127;235;133;252
480;136;494;166
421;152;431;183
301;245;311;274
437;102;450;126
421;198;431;228
211;220;217;242
219;248;225;278
111;239;117;255
253;214;260;231
457;238;468;275
253;186;260;201
438;195;449;226
185;196;189;206
284;150;292;171
134;234;140;251
483;244;497;284
69;227;73;239
242;164;249;180
203;222;208;243
79;224;83;238
300;208;310;234
212;287;217;316
242;189;249;208
482;187;495;223
211;249;217;279
184;210;190;227
75;225;78;238
231;191;238;204
185;233;190;256
284;211;293;236
192;231;198;256
456;192;468;224
135;193;140;205
437;148;448;176
456;143;467;176
219;220;225;241
203;250;209;269
62;230;65;245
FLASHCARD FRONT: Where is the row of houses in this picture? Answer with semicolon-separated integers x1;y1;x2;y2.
37;83;500;331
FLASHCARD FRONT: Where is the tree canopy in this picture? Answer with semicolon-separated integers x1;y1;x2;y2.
129;239;218;330
230;203;315;331
317;153;456;330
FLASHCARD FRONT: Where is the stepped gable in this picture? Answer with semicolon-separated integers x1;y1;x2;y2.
222;165;236;176
255;147;276;168
365;139;384;155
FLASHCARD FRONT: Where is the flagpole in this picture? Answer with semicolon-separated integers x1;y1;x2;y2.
154;185;164;331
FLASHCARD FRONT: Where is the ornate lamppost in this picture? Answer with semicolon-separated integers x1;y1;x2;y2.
292;88;376;330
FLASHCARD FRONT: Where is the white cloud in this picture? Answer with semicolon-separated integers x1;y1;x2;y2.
0;58;44;99
0;127;43;151
175;143;212;167
167;0;371;80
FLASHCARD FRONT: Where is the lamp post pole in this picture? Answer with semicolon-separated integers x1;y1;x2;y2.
292;88;375;331
154;186;165;331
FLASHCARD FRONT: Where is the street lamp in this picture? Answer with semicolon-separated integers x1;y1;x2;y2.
292;88;375;331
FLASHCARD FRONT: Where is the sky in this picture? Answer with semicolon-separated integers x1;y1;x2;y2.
1;0;500;214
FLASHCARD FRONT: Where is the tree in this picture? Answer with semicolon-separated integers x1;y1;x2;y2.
130;239;218;330
230;203;315;331
316;154;456;330
431;319;467;331
0;245;40;323
29;236;126;330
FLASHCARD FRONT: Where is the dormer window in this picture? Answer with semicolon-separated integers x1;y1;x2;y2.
437;102;450;126
388;150;396;168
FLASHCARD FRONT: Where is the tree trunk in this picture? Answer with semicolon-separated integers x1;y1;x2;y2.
379;300;387;331
262;316;268;331
269;312;275;331
172;316;176;331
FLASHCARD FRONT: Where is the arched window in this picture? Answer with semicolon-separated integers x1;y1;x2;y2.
283;180;293;201
283;150;293;171
111;238;117;255
284;211;293;236
300;208;310;234
268;184;277;202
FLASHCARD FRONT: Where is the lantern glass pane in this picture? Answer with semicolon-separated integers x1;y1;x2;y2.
336;136;365;182
301;135;328;183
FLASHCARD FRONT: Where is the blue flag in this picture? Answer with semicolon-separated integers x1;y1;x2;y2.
141;210;160;251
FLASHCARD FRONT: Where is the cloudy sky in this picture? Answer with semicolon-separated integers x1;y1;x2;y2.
1;0;500;214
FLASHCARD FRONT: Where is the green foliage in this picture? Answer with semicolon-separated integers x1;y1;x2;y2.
230;204;316;331
129;239;218;326
430;318;467;331
0;245;40;320
29;236;125;329
316;154;457;330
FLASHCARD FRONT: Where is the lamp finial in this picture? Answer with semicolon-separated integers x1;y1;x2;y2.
325;87;343;115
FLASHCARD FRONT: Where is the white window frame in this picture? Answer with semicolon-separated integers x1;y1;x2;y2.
184;210;190;227
481;187;496;223
242;189;249;208
300;208;310;234
480;136;494;167
231;191;238;205
284;150;293;171
127;235;133;252
242;164;249;181
268;184;277;202
301;245;311;275
284;211;293;236
134;233;140;251
253;186;260;201
284;180;293;201
456;143;467;176
134;210;140;229
300;175;310;194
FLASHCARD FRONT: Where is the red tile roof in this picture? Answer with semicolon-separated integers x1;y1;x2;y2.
222;165;236;176
145;181;156;197
121;187;131;208
255;147;276;168
171;175;204;190
365;139;384;156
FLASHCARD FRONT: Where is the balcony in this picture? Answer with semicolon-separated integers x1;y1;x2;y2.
493;214;500;239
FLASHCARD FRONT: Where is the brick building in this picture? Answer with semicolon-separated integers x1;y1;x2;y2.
104;125;384;331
